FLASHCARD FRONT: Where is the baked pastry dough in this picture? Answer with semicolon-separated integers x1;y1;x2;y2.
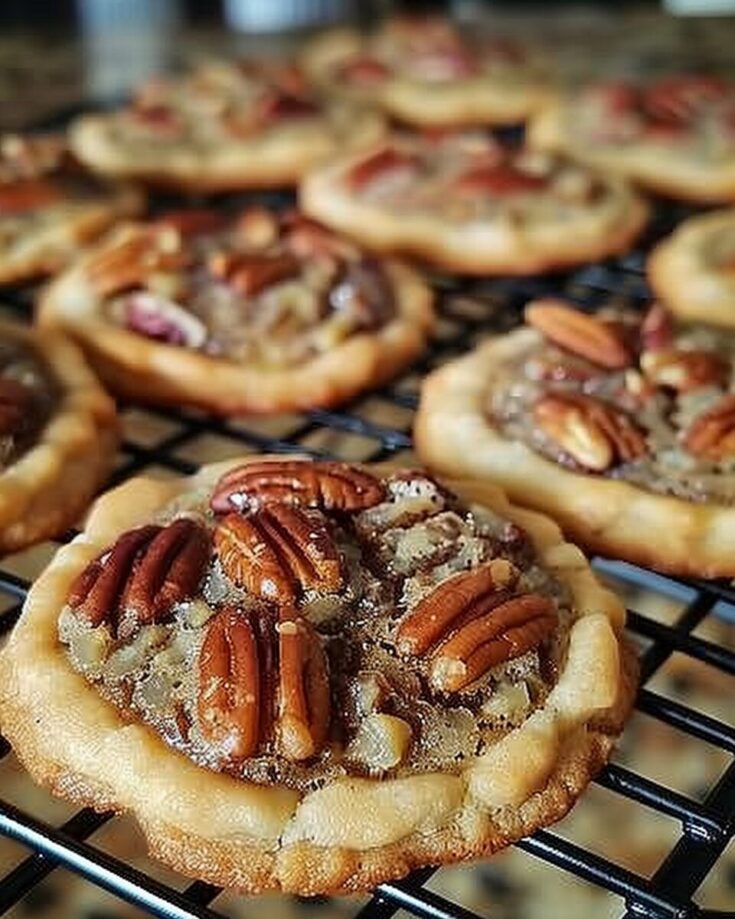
38;207;434;414
0;456;635;894
300;133;648;275
530;76;735;203
70;61;385;192
416;298;735;577
648;209;735;327
303;17;550;127
0;134;141;285
0;320;117;554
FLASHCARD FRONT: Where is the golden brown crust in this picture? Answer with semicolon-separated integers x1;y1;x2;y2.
0;321;118;554
530;100;735;204
302;28;552;128
0;456;635;894
70;109;386;193
0;184;143;286
648;209;735;327
415;330;735;577
37;224;435;414
299;148;649;276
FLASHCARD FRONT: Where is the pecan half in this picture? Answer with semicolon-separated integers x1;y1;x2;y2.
68;519;209;635
88;230;188;297
0;377;33;437
277;609;330;761
395;559;519;656
640;348;728;393
525;300;632;370
155;208;224;237
0;178;62;214
454;164;547;195
683;394;735;460
214;505;342;604
347;147;420;189
198;605;328;763
640;302;674;351
198;606;273;761
643;75;726;125
534;392;648;471
208;251;300;297
430;594;557;693
210;460;385;514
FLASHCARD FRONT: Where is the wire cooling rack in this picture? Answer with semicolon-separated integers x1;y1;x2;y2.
0;150;734;919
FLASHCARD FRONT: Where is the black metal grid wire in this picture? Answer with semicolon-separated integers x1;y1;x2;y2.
0;161;733;919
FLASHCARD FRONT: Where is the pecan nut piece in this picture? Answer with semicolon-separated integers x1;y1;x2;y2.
277;609;331;761
0;178;62;215
640;302;674;352
395;559;519;656
347;147;420;189
525;300;632;370
210;460;385;514
197;606;274;761
68;519;210;636
682;394;735;460
207;251;300;298
197;605;328;763
429;594;558;693
214;505;342;604
534;392;648;472
640;348;728;393
88;230;188;297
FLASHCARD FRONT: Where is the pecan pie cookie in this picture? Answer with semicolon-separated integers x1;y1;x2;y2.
70;61;385;192
416;298;735;576
0;133;142;285
303;17;549;127
529;76;735;203
300;133;648;275
648;209;735;327
38;207;433;413
0;320;117;554
0;456;635;894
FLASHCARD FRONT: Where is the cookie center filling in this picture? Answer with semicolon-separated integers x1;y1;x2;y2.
59;463;571;792
489;301;735;504
102;211;396;367
0;335;58;467
347;140;616;224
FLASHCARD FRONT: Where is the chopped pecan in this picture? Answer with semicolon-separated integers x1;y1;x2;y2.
328;257;395;330
525;300;632;370
640;348;729;393
0;377;33;437
534;392;648;471
640;302;674;351
208;251;300;297
396;559;519;657
198;606;273;761
683;394;735;460
430;594;557;692
277;609;331;761
257;92;320;123
214;505;342;603
347;147;420;189
234;207;280;249
123;292;207;348
68;520;209;635
211;459;385;514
